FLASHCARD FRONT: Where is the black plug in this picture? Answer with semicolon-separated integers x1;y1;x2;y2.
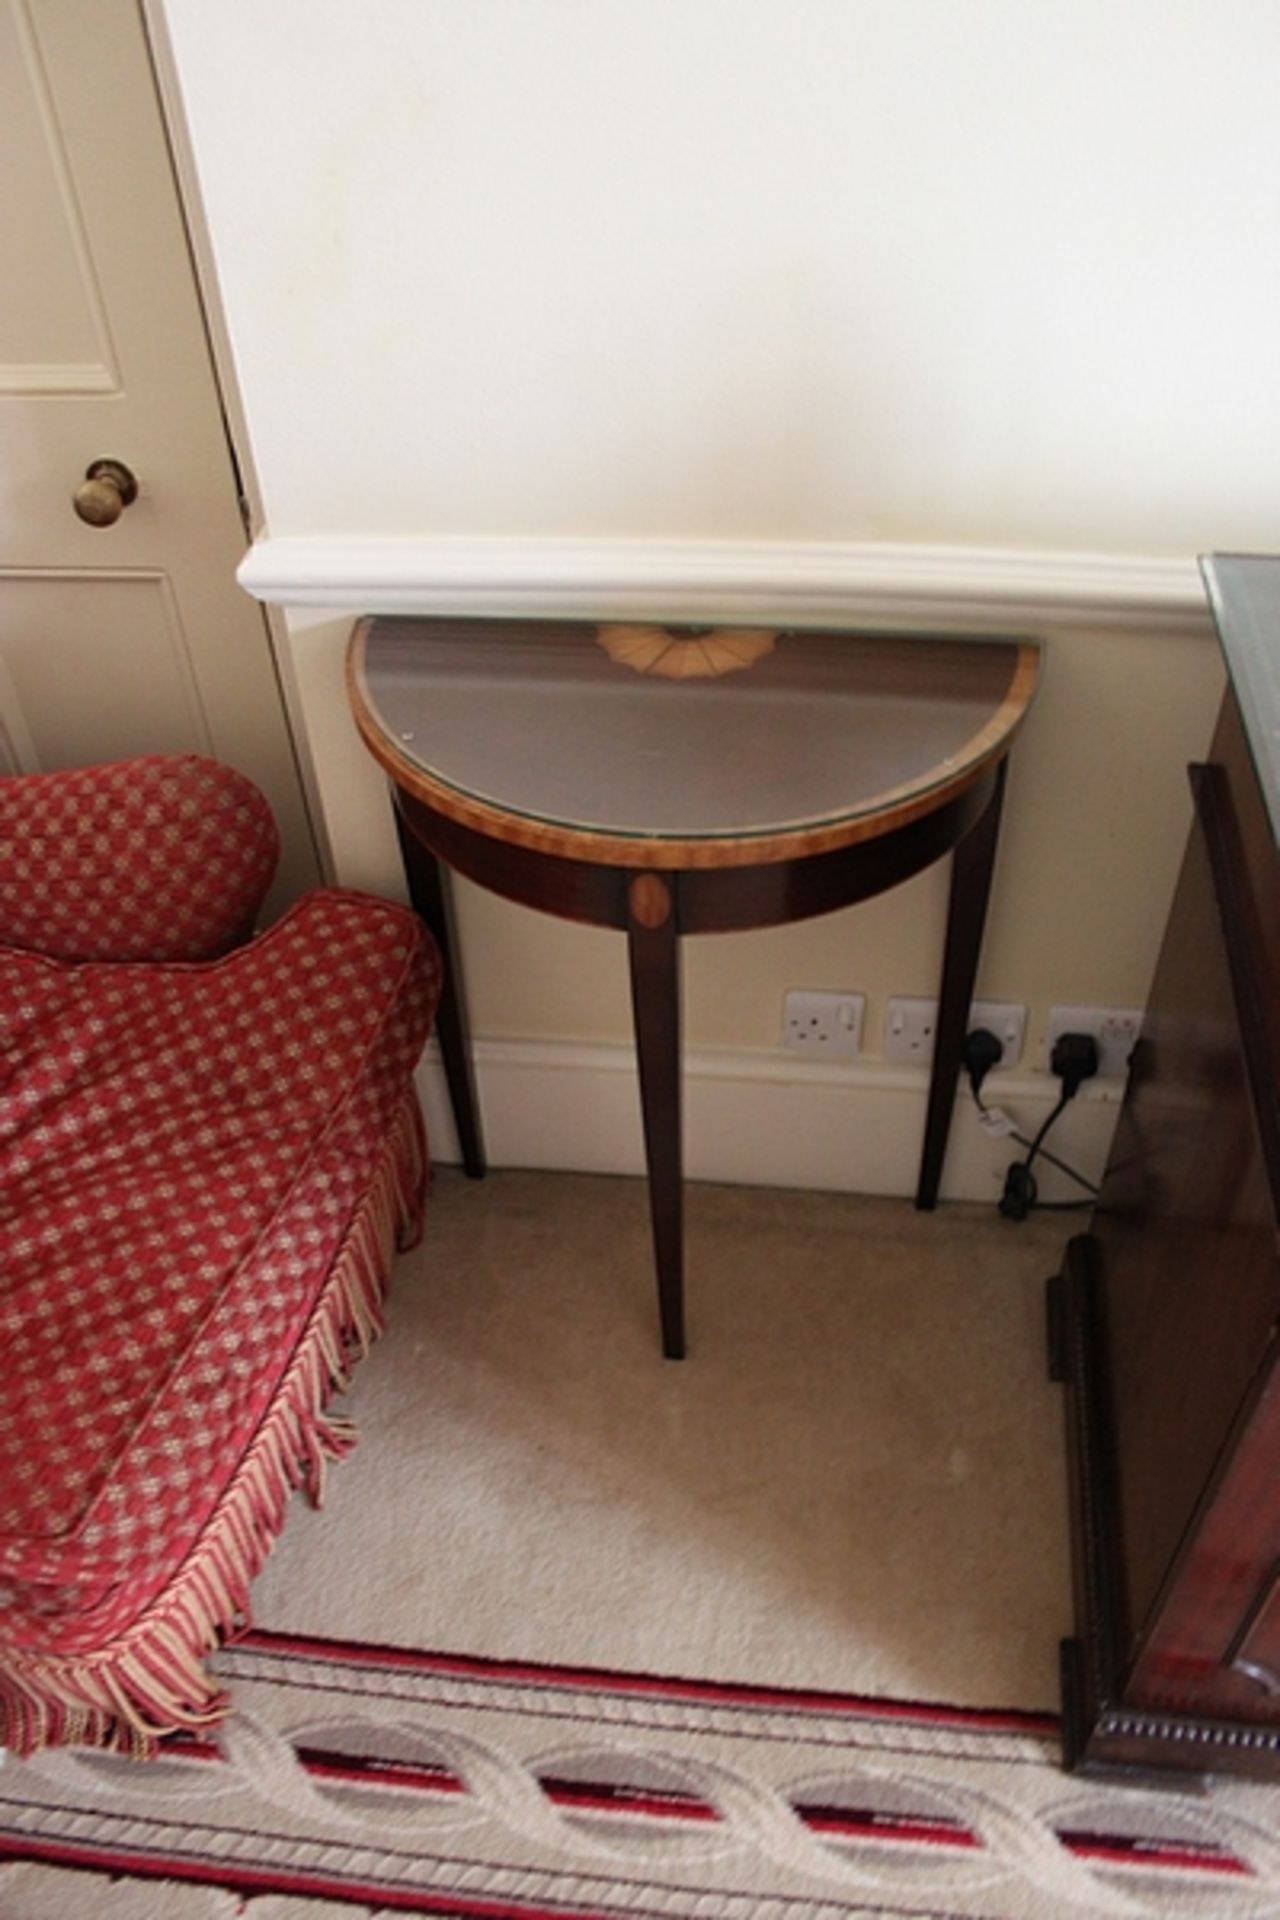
999;1160;1037;1221
999;1031;1098;1224
1050;1031;1100;1100
962;1026;1004;1099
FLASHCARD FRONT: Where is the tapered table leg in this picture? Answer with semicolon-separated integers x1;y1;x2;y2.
394;802;487;1180
916;758;1008;1209
626;872;685;1359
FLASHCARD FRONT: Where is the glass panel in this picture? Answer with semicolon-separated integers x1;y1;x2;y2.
359;619;1034;842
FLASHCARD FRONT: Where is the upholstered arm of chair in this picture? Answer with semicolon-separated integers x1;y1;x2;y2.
0;755;281;962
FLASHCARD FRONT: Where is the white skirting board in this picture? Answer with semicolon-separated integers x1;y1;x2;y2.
416;1038;1123;1208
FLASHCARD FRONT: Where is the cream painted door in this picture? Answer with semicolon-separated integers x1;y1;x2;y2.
0;0;319;901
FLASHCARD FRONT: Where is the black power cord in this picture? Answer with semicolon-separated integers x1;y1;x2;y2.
961;1026;1101;1220
1000;1031;1100;1219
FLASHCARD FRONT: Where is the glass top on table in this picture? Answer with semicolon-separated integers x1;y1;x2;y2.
350;617;1040;852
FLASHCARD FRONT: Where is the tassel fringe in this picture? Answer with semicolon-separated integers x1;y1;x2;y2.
0;1090;427;1759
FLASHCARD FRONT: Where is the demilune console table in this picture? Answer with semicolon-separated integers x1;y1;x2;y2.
348;616;1040;1358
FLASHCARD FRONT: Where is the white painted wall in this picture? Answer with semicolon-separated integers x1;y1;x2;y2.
162;0;1279;553
155;0;1270;1189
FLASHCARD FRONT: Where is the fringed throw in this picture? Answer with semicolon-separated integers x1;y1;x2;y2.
0;1089;427;1760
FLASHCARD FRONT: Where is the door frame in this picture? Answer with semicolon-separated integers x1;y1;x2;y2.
140;0;335;879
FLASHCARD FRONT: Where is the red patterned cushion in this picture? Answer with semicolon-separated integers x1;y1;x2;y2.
0;890;438;1657
0;756;280;962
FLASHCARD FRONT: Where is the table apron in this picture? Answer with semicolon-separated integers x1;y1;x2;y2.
394;765;999;936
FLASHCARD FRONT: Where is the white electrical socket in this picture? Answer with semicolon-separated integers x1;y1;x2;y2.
882;997;1027;1067
1046;1006;1144;1080
782;989;865;1057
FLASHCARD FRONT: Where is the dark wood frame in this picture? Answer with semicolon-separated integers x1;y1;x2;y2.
1053;698;1280;1780
1053;1233;1280;1780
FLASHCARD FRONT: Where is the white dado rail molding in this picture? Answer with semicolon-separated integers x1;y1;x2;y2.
237;536;1211;632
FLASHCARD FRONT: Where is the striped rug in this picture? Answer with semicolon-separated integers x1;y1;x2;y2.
4;1625;1280;1918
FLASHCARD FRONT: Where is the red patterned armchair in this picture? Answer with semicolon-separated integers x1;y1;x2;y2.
0;756;440;1756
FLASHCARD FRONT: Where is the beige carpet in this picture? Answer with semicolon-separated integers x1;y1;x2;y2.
252;1168;1075;1711
17;1169;1236;1919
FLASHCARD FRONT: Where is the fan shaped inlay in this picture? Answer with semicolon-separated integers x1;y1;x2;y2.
596;625;776;680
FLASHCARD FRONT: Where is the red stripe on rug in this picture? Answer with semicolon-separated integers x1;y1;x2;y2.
161;1733;223;1763
799;1808;979;1848
541;1780;721;1824
234;1626;1060;1735
294;1751;721;1828
1057;1830;1253;1876
297;1748;469;1797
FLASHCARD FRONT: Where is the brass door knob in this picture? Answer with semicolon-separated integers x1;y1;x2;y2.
73;458;139;527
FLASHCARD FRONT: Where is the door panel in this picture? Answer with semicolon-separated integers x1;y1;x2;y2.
0;0;118;389
0;572;209;764
0;0;319;907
